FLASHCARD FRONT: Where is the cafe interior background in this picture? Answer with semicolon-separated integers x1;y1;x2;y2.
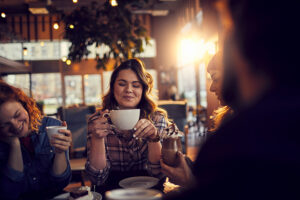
0;0;220;161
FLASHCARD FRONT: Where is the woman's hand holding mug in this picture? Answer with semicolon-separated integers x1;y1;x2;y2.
88;109;113;139
47;121;72;154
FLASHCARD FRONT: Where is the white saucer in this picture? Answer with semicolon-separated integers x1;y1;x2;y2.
105;188;162;200
119;176;159;189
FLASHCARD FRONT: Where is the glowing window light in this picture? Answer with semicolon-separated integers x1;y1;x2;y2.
1;12;6;18
110;0;118;7
206;41;216;55
178;38;205;66
40;41;45;47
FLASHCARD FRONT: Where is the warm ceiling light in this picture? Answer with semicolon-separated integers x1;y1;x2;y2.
151;10;169;16
53;22;59;30
72;0;78;3
66;59;72;65
1;12;6;18
110;0;118;7
23;47;28;56
69;24;74;29
28;7;49;14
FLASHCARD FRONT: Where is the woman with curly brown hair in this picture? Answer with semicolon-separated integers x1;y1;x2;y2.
0;80;72;200
85;58;169;192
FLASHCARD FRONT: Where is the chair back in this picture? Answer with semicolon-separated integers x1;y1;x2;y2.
158;100;188;153
57;105;96;157
158;100;188;132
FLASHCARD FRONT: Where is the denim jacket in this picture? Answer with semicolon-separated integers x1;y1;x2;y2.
0;117;72;200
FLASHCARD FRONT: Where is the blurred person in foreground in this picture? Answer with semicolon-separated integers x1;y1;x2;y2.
0;81;72;200
160;52;234;187
163;0;300;199
85;58;169;193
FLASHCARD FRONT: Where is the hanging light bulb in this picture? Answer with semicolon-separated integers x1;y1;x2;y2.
23;47;28;56
1;12;6;18
62;57;67;62
69;24;74;29
66;59;72;65
110;0;118;7
53;22;59;30
72;0;78;3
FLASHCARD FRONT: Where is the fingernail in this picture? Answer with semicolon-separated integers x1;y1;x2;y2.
133;134;136;138
133;128;137;131
135;137;139;140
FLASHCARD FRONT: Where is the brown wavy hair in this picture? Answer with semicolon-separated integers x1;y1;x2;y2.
0;80;41;132
102;58;167;121
209;105;233;132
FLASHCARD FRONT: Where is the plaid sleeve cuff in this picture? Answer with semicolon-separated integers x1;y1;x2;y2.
154;114;168;136
85;160;111;186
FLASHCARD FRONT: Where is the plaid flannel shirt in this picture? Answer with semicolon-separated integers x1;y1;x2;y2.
85;112;167;186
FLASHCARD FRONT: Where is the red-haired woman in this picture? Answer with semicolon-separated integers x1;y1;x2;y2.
0;80;72;200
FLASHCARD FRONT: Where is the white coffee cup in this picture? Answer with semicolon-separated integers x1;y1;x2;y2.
46;126;67;140
106;109;140;130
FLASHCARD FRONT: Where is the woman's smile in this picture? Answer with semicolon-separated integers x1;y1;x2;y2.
113;69;143;109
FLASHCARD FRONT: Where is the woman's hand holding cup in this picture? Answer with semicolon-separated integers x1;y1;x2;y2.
47;121;72;154
88;109;113;139
133;118;158;141
160;151;195;186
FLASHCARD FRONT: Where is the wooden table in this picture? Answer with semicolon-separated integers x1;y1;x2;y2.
70;158;86;171
69;158;87;186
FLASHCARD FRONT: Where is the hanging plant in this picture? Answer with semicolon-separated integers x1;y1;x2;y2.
63;0;150;70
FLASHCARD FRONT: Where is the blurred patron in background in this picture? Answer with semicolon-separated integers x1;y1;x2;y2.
0;80;72;200
85;58;169;193
163;0;300;199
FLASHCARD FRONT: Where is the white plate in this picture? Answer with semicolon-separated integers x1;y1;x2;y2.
119;176;159;189
105;188;162;200
52;191;102;200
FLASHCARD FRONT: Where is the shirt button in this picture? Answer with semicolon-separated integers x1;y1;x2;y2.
50;150;53;153
33;177;37;181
